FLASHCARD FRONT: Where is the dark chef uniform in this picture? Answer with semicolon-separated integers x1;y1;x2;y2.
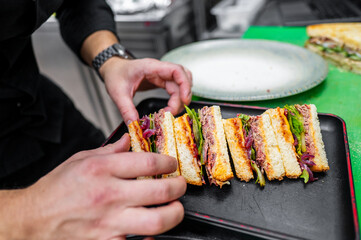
0;0;116;188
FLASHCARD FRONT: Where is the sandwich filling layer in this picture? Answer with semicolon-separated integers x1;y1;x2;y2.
200;107;218;185
154;111;165;154
200;106;233;187
295;105;315;157
306;37;361;61
237;114;265;186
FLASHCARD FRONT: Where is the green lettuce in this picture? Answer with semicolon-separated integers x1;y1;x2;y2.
237;114;251;135
184;105;204;165
284;105;305;155
310;43;361;61
184;105;205;179
251;162;266;187
299;169;309;183
148;113;157;153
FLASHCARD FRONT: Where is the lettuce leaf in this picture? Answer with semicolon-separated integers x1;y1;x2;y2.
148;114;157;153
237;114;251;135
310;43;361;61
185;105;204;164
251;162;265;187
299;169;309;183
284;105;305;156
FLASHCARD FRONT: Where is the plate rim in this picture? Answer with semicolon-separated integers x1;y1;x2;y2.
161;39;329;101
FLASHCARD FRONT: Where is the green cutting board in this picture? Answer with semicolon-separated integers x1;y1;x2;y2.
193;26;361;233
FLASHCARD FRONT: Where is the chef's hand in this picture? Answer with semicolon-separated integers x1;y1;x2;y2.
0;134;186;240
80;31;192;123
99;57;192;123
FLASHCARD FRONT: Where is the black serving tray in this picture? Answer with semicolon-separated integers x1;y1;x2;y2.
104;98;359;240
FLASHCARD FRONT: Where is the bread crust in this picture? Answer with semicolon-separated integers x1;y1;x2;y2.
306;23;361;52
265;108;302;179
174;114;203;185
128;120;150;152
223;118;254;182
252;114;285;181
154;110;180;178
307;105;329;172
128;120;153;179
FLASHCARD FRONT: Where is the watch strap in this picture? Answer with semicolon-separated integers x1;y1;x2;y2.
92;43;133;71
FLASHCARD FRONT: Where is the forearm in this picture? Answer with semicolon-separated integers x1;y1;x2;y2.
0;190;29;240
80;30;119;67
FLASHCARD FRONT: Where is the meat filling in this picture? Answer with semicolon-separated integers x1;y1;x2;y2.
154;111;165;153
200;107;220;185
249;116;266;171
295;105;315;156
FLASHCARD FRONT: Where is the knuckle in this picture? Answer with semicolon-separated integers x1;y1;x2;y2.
80;158;104;177
89;186;118;207
173;65;184;74
72;150;90;160
178;177;187;194
156;181;171;201
145;212;164;234
142;58;156;66
144;155;158;173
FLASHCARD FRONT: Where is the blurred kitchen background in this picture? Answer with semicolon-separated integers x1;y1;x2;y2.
32;0;361;136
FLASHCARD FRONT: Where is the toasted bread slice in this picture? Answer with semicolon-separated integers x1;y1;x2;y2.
265;108;302;179
154;110;180;178
128;120;150;152
128;120;153;179
251;114;285;181
200;106;233;186
174;114;203;185
223;118;254;182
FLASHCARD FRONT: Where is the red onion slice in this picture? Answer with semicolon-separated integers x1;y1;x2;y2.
140;116;150;130
143;128;156;139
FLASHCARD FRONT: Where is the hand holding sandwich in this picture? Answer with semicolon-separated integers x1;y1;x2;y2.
100;57;193;123
0;134;186;239
80;30;192;123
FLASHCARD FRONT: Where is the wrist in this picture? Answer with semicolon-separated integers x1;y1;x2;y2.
92;43;135;82
0;189;33;240
81;30;119;66
98;57;130;83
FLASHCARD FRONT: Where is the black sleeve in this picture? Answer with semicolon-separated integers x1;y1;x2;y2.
56;0;116;63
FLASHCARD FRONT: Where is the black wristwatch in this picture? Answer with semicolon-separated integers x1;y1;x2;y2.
92;43;134;81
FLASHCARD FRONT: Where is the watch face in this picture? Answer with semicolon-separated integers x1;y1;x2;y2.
113;43;135;59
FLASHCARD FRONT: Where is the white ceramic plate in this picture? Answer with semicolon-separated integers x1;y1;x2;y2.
161;39;328;101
